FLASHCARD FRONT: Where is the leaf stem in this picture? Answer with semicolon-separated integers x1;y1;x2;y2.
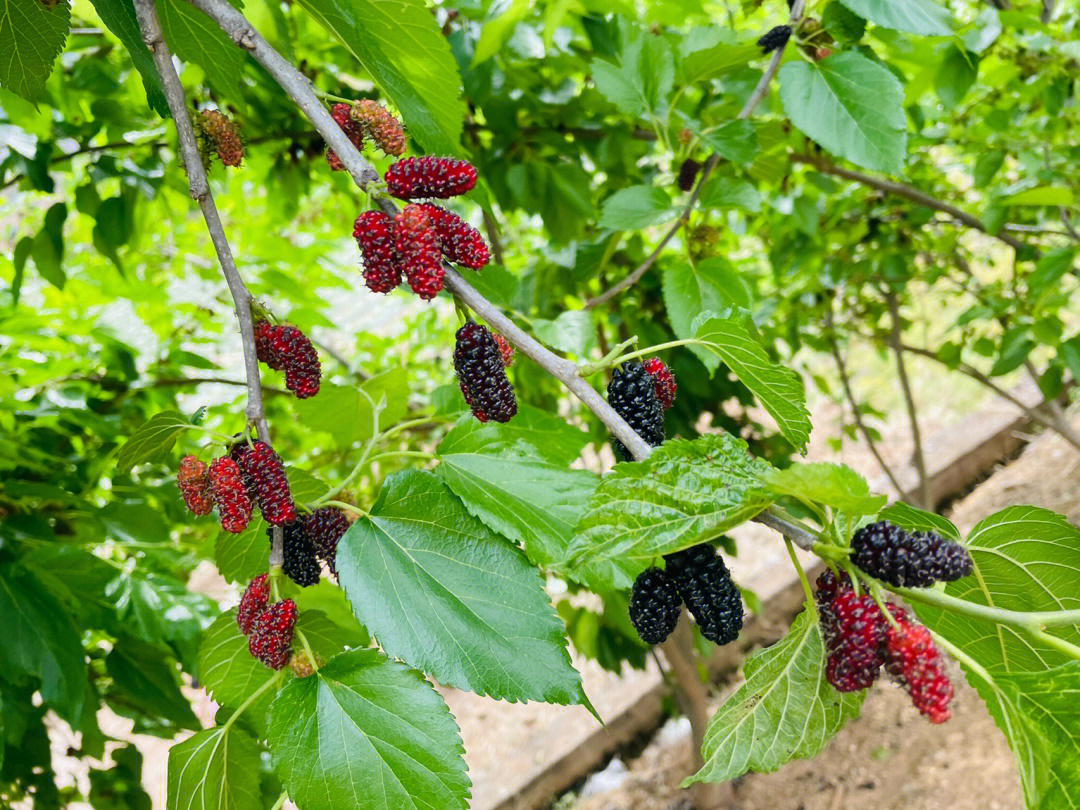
785;538;817;619
295;629;320;673
890;584;1080;630
221;669;282;734
323;500;369;517
368;450;437;464
269;792;289;810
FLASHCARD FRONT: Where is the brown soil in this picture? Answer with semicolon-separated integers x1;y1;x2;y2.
567;421;1080;810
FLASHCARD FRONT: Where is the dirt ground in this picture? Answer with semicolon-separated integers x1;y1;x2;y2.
564;421;1080;810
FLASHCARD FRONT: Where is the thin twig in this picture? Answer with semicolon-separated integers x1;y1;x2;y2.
886;292;930;508
131;0;282;563
584;0;808;310
1023;359;1080;449
790;153;1030;254
1060;208;1080;243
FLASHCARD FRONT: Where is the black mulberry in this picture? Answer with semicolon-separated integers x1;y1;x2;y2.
629;567;682;644
664;544;742;645
851;521;973;588
757;24;792;54
303;507;350;576
276;522;320;587
454;322;517;423
607;361;665;460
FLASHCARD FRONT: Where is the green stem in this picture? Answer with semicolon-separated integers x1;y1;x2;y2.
379;415;453;440
313;414;381;506
368;450;437;464
221;669;282;734
578;335;640;376
891;584;1080;630
313;89;354;104
324;499;368;517
1029;628;1080;660
926;629;996;686
269;792;289;810
295;629;320;672
608;338;706;365
785;538;817;619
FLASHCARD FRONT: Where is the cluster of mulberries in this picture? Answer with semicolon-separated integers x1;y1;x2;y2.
395;204;445;300
606;361;666;460
351;100;406;156
177;456;214;516
326;103;365;172
240;580;298;671
254;320;322;399
643;358;677;410
852;522;973;588
208;456;254;533
757;24;792;54
416;203;490;270
196;109;244;168
386;156;477;200
303;506;351;576
629;544;743;645
816;571;954;722
234;441;296;526
454;322;518;423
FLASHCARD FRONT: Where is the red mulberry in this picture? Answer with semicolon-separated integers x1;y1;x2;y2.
353;210;402;294
852;521;973;588
208;456;253;534
237;441;296;526
643;357;677;410
815;571;888;693
394;204;444;300
415;203;490;270
237;574;270;635
197;109;244;167
663;544;742;645
275;522;320;587
351;99;406;156
885;609;954;723
607;361;665;460
385;156;477;200
629;567;682;644
248;599;297;670
303;506;350;575
253;321;321;399
177;455;214;516
454;321;517;423
326;103;364;172
492;333;514;367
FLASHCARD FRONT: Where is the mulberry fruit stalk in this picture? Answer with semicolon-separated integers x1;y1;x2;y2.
415;203;490;270
851;521;973;588
248;599;298;670
275;523;320;587
353;210;401;294
395;204;445;300
643;357;677;410
197;109;244;167
629;567;682;644
663;544;742;645
303;507;350;575
884;611;954;723
254;321;322;399
326;103;365;172
177;456;214;516
208;456;253;533
606;361;666;460
237;441;296;526
454;321;518;423
237;574;270;635
385;156;478;200
351;99;406;156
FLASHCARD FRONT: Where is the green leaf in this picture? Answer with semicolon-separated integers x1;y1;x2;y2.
568;434;773;589
268;649;470;810
1028;248;1076;299
598;185;676;230
215;467;330;583
691;310;811;452
0;563;86;723
837;0;952;36
592;31;674;119
822;2;866;43
157;0;247;99
293;370;409;448
337;470;587;704
435;423;611;587
532;309;598;357
106;637;198;728
877;501;960;540
471;0;530;66
696;120;758;165
436;404;590;467
167;725;262;810
989;327;1034;377
973;150;1005;188
663;259;752;354
913;506;1080;677
106;569;217;648
935;45;977;108
0;0;70;101
687;609;865;785
116;411;190;471
679;27;757;85
1001;186;1075;206
295;0;465;155
87;0;168;114
31;202;67;289
759;463;886;517
779;52;907;175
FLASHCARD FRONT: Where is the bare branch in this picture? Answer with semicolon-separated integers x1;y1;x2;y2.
131;0;281;562
886;292;930;509
584;0;808;309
